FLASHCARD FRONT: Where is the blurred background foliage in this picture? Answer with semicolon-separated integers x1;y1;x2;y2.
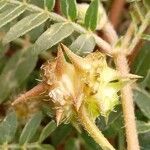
0;0;150;149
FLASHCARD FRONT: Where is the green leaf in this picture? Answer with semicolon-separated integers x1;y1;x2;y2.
130;11;138;32
68;0;77;21
134;88;150;119
142;69;150;88
65;138;80;150
34;22;74;54
51;124;73;146
39;120;57;143
0;4;27;29
41;103;53;117
139;132;150;149
81;131;101;150
97;106;122;131
137;120;150;134
142;34;150;41
0;0;6;11
143;0;150;10
127;0;141;2
44;0;55;11
40;144;55;150
118;130;125;150
84;0;99;31
133;2;144;21
3;13;49;44
61;0;77;21
0;57;7;74
19;112;43;145
0;47;38;103
0;42;7;59
70;33;95;55
132;42;150;78
61;0;68;17
0;42;7;74
0;111;17;144
102;115;124;137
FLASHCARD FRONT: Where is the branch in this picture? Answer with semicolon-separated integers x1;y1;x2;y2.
102;19;140;150
114;53;140;150
122;23;135;49
102;22;118;45
78;105;115;150
128;40;144;65
54;0;61;14
109;0;126;29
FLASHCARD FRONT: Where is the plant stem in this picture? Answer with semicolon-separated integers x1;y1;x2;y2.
103;20;140;150
109;0;126;29
102;22;118;45
122;23;135;50
128;11;150;54
78;105;115;150
114;53;140;150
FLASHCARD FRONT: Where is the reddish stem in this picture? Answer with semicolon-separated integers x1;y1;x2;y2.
109;0;126;29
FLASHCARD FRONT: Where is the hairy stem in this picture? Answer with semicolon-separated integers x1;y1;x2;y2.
102;22;118;45
122;23;135;50
109;0;126;29
103;20;140;150
114;53;140;150
78;105;115;150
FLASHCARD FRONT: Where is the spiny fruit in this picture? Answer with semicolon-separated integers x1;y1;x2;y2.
12;44;138;125
40;44;132;125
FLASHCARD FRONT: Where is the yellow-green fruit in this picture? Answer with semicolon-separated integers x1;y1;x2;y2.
41;45;130;125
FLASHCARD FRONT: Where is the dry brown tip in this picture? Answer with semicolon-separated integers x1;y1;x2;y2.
56;108;63;126
12;83;49;106
55;45;66;77
60;43;89;71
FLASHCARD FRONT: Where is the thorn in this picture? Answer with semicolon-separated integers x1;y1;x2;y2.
104;115;109;125
127;74;143;79
75;99;83;111
74;93;84;111
55;45;66;77
60;43;90;71
118;73;142;81
11;83;49;106
56;109;63;126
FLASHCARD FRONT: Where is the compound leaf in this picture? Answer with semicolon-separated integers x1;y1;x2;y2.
0;47;38;103
3;13;49;44
0;4;27;29
34;22;74;54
